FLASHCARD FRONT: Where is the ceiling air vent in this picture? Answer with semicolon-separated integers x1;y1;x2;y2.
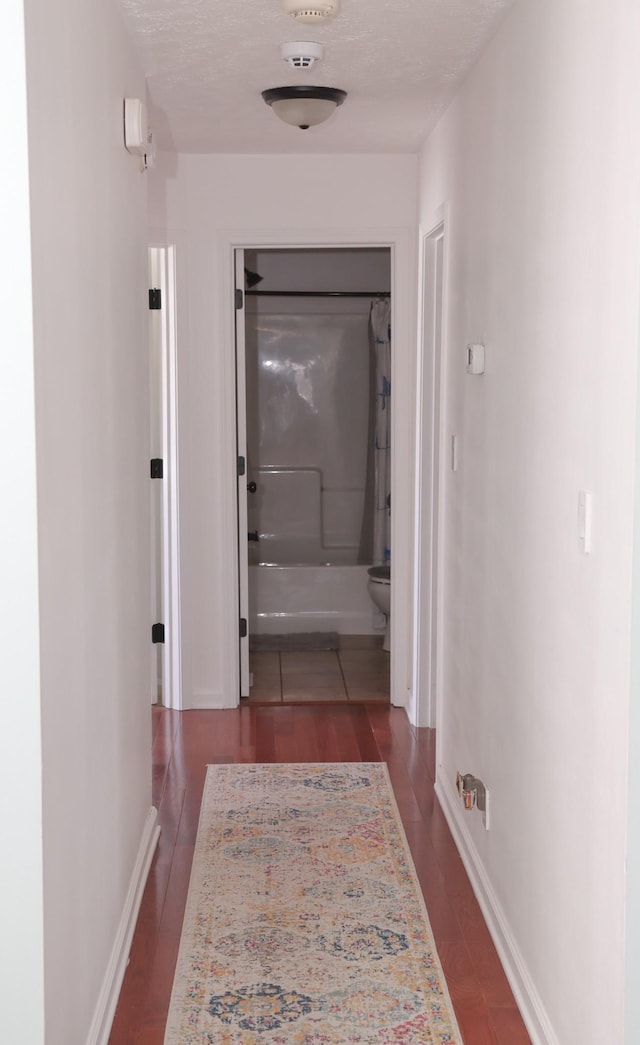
280;0;340;24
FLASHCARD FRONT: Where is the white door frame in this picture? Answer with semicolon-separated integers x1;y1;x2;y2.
234;248;251;696
149;245;183;710
413;208;449;728
216;227;417;715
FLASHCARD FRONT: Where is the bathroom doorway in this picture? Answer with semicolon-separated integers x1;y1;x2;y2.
235;246;392;702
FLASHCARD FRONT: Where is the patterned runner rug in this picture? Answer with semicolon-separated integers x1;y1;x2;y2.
164;762;462;1044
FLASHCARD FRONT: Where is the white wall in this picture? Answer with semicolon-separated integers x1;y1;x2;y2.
418;1;640;1042
627;305;640;1040
149;154;417;708
21;0;152;1041
0;5;45;1041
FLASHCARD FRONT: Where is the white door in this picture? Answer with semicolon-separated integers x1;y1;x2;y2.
235;249;251;697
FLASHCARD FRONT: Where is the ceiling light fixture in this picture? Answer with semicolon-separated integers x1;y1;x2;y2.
262;85;346;130
281;41;324;69
280;0;340;24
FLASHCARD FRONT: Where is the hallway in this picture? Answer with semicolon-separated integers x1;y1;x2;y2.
108;705;531;1044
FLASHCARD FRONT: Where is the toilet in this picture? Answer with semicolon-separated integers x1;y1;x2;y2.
367;565;391;652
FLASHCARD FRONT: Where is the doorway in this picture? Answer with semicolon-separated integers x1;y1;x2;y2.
236;247;392;702
218;227;416;716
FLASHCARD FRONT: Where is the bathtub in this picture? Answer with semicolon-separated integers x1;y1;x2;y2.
248;537;379;636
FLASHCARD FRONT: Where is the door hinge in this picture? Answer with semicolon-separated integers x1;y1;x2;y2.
235;288;243;310
149;288;162;310
239;618;247;639
152;622;165;644
237;455;246;477
150;458;164;479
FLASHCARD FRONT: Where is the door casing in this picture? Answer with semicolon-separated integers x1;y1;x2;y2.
412;211;448;730
217;227;418;716
148;245;182;710
234;249;250;696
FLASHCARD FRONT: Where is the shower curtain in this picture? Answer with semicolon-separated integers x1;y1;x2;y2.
370;298;392;565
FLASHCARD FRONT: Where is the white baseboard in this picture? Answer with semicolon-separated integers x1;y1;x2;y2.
191;689;228;709
86;806;160;1045
434;777;558;1045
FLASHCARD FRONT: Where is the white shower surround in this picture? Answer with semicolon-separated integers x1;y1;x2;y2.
244;275;385;639
247;466;380;637
245;309;371;551
249;560;376;636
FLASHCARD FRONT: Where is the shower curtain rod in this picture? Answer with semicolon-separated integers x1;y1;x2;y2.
245;289;390;299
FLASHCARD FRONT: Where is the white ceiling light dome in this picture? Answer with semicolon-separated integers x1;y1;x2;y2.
280;0;340;24
262;86;346;129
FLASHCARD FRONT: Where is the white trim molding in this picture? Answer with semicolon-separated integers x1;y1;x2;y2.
413;208;449;727
191;689;227;709
435;777;559;1045
85;807;160;1045
149;245;183;710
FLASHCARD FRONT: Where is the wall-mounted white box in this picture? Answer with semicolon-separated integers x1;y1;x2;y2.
466;342;485;375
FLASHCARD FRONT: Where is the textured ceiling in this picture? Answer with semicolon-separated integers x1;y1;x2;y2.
117;0;516;154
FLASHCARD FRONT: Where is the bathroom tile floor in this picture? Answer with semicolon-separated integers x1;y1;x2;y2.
245;647;390;704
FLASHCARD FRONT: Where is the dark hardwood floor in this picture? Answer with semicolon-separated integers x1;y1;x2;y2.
108;704;531;1044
